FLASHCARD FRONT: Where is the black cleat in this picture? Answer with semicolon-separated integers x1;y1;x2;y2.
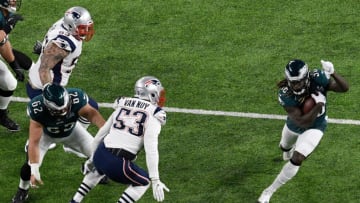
12;188;29;203
0;109;20;132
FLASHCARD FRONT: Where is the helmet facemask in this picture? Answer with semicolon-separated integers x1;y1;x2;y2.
63;6;94;42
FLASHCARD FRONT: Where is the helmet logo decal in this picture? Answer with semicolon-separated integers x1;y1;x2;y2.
67;11;81;21
144;79;159;87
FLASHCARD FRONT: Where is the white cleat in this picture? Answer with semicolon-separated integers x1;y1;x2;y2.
48;143;57;150
283;147;294;161
63;145;87;158
257;189;274;203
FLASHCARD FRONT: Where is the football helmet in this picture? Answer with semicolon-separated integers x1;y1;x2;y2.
285;59;310;95
43;84;71;116
63;6;94;41
134;76;166;107
0;0;21;12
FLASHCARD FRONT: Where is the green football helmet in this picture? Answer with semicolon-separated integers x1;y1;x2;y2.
285;59;310;95
43;84;70;116
0;0;21;12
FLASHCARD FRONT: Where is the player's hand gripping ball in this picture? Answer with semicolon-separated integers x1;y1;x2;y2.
302;96;316;114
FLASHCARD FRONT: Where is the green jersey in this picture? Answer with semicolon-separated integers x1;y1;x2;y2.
278;69;329;133
27;88;89;138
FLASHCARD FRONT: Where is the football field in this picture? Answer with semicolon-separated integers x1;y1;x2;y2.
1;0;360;202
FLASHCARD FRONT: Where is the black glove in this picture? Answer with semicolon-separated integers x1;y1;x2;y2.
3;14;23;34
9;60;25;82
33;40;42;55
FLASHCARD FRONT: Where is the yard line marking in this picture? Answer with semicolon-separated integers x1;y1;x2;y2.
12;97;360;125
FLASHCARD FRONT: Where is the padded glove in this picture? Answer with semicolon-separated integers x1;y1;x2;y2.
320;60;335;79
3;14;23;34
311;92;326;105
151;179;170;202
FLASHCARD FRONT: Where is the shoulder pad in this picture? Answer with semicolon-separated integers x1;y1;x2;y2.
154;107;166;125
311;69;329;87
52;35;76;52
68;88;88;107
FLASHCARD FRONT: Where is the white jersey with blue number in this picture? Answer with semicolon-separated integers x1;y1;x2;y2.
28;18;83;89
93;97;166;179
103;97;166;154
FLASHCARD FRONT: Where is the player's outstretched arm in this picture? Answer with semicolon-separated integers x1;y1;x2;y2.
78;104;106;129
28;119;44;188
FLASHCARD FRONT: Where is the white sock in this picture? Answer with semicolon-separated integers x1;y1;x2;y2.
0;95;11;109
118;185;149;203
73;170;105;202
268;161;300;192
19;179;30;190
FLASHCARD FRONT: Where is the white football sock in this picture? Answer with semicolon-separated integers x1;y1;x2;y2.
267;161;300;192
73;170;105;202
0;95;11;109
118;185;149;203
19;179;30;190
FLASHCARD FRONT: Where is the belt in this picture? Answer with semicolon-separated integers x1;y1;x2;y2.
106;147;137;161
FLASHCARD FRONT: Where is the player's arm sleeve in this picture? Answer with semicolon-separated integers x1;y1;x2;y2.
144;118;162;179
92;113;114;153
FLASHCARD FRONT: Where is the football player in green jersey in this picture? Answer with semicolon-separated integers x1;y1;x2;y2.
258;59;349;203
12;83;105;203
0;0;33;131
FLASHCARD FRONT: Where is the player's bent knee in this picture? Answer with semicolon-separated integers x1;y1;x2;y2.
290;151;306;166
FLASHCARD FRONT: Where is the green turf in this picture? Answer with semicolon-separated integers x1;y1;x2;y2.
0;0;359;202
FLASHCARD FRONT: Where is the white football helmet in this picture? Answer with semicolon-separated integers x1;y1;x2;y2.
63;6;94;41
134;76;166;107
0;0;21;12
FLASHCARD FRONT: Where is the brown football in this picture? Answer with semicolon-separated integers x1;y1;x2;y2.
302;97;316;114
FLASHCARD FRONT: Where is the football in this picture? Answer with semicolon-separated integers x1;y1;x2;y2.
302;96;316;114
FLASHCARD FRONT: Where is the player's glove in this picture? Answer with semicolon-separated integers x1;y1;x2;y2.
311;92;326;105
151;179;170;202
30;163;43;188
320;60;335;79
33;40;42;55
3;14;23;34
